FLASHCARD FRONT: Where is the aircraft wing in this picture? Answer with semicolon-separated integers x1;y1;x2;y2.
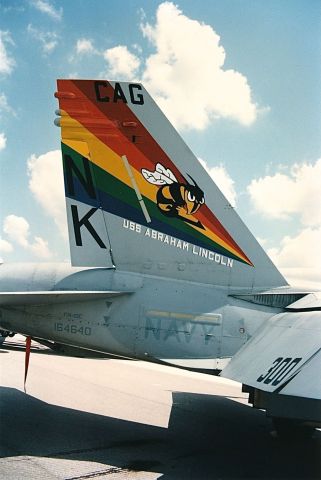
221;293;321;425
0;291;127;306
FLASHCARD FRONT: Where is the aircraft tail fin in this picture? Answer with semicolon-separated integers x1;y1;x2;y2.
54;79;287;289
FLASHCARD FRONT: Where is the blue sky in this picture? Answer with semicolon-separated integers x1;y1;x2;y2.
0;0;320;288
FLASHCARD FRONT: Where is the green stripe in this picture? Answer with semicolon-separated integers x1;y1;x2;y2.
62;142;247;264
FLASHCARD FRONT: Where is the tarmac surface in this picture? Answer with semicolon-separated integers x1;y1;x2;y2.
0;335;320;480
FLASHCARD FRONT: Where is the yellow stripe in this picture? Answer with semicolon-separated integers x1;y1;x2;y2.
63;139;90;158
60;112;248;262
61;113;158;199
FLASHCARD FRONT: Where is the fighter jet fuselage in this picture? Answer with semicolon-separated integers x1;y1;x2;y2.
0;262;278;370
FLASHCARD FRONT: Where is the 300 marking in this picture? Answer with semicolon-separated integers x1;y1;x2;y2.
257;356;302;386
54;323;92;336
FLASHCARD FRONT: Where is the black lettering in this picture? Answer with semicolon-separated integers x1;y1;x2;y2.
64;154;96;200
271;357;302;386
113;83;127;103
257;357;282;383
94;81;110;102
264;357;291;385
71;205;107;248
129;84;144;105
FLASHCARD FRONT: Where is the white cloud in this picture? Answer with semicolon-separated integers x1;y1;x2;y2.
0;92;14;116
0;237;13;253
0;236;13;263
31;0;62;21
267;227;321;289
3;215;30;247
199;158;237;207
27;150;67;238
268;227;321;269
76;38;95;55
3;214;52;259
1;149;65;260
0;92;15;134
247;158;321;288
29;236;52;258
71;2;259;129
27;24;58;54
279;268;321;290
247;159;321;227
140;2;258;130
103;45;141;79
0;31;15;76
0;132;6;151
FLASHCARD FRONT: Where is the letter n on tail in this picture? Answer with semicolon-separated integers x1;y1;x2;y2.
61;140;113;267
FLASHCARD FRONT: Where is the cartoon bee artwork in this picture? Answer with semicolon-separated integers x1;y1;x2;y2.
141;163;205;229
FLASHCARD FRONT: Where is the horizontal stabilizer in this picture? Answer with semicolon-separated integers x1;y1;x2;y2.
222;310;321;401
0;291;127;306
286;291;321;311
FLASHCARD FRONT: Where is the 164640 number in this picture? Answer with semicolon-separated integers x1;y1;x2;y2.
54;323;92;336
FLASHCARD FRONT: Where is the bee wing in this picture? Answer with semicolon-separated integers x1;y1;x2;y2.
142;163;177;185
141;168;167;185
155;163;178;183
